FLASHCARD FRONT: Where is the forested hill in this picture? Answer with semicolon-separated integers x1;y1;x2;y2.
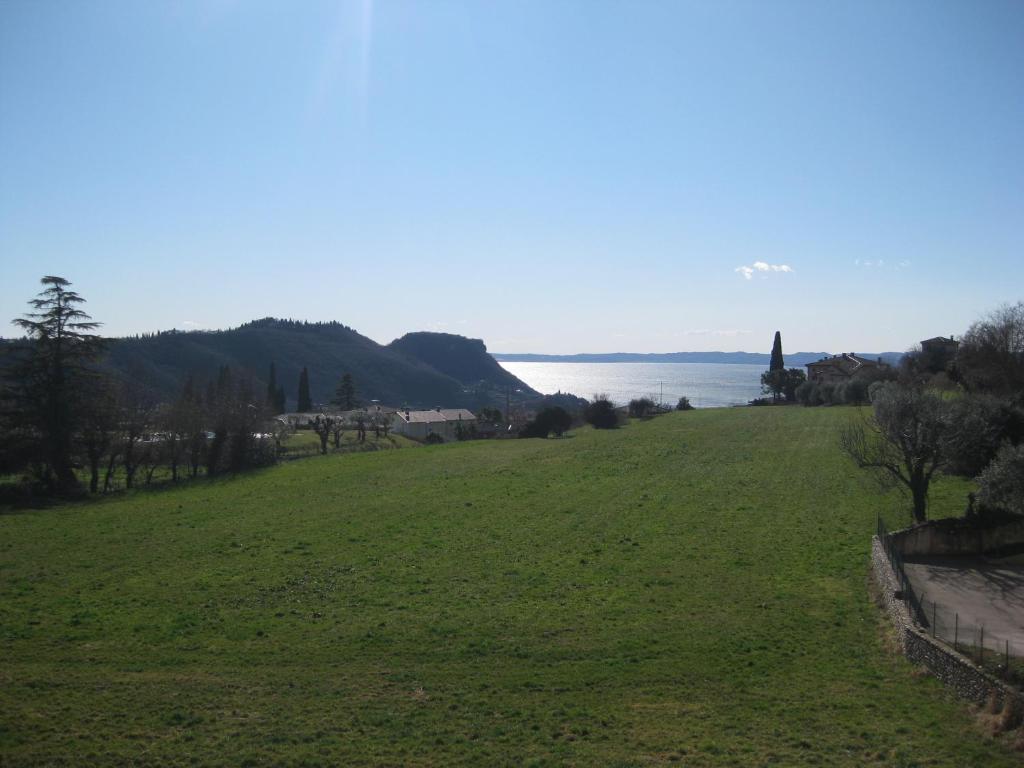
387;332;527;392
96;319;538;410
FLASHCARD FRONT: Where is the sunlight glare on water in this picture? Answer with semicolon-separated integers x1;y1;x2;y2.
498;362;765;408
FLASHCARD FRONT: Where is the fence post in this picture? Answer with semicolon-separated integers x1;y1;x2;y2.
1006;640;1010;676
980;626;985;665
954;614;958;651
932;601;936;638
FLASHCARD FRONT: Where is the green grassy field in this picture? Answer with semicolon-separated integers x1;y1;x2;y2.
1;407;1017;766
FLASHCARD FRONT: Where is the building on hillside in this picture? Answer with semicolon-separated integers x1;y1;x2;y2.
805;353;889;385
391;408;477;442
919;336;959;371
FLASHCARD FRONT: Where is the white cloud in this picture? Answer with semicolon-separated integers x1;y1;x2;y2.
855;258;911;270
735;262;793;280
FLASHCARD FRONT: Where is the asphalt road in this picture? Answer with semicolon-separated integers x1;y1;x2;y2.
903;556;1024;655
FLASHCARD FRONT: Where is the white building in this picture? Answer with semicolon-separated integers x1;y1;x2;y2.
391;408;477;442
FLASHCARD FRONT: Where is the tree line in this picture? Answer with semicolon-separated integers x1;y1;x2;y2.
838;303;1024;523
0;276;364;498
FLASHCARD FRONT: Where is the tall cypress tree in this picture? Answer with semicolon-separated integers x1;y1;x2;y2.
266;362;279;413
297;367;312;412
769;331;784;371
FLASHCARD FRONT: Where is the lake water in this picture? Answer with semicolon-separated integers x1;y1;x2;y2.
499;362;764;408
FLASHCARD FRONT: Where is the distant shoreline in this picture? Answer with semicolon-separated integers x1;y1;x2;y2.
493;351;902;366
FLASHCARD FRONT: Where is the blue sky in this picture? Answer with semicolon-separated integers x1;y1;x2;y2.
1;1;1022;354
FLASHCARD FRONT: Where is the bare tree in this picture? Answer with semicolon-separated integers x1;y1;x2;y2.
839;383;953;523
312;415;333;455
117;375;156;490
330;418;345;449
957;301;1024;399
77;378;119;494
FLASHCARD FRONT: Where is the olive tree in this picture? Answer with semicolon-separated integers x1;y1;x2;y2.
976;444;1024;517
839;383;954;523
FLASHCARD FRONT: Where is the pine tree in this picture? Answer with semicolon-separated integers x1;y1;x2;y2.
769;331;784;371
333;372;357;410
5;276;105;491
275;385;286;415
297;367;312;412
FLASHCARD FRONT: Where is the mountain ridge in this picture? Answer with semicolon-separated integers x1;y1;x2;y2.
83;319;541;410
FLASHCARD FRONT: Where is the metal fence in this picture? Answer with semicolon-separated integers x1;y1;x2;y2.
876;516;1022;685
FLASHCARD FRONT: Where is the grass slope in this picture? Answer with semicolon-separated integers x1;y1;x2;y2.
0;408;1016;766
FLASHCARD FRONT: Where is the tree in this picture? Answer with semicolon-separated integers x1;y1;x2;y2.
762;368;805;404
676;396;694;411
760;332;787;403
477;407;503;423
584;395;618;429
769;331;784;372
116;373;156;490
839;383;954;523
760;369;786;402
177;376;207;479
782;368;806;402
333;372;357;410
330;418;345;448
628;397;658;418
976;443;1024;517
520;406;572;438
4;276;105;491
205;366;232;475
311;415;333;455
957;301;1024;401
266;363;282;414
297;367;312;412
77;376;119;494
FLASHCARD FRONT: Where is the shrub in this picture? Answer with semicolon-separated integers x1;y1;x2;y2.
943;395;1018;477
519;407;572;438
843;378;870;405
584;395;618;429
818;383;837;405
676;396;694;411
795;381;820;406
867;380;887;403
425;433;444;444
628;398;657;418
976;443;1024;517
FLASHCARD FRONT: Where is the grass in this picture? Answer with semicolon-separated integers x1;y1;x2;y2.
1;406;1018;766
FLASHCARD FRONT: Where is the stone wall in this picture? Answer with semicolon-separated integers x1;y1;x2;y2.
870;536;1022;709
889;518;1024;557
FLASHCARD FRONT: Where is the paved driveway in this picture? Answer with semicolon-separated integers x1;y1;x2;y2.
902;556;1024;655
